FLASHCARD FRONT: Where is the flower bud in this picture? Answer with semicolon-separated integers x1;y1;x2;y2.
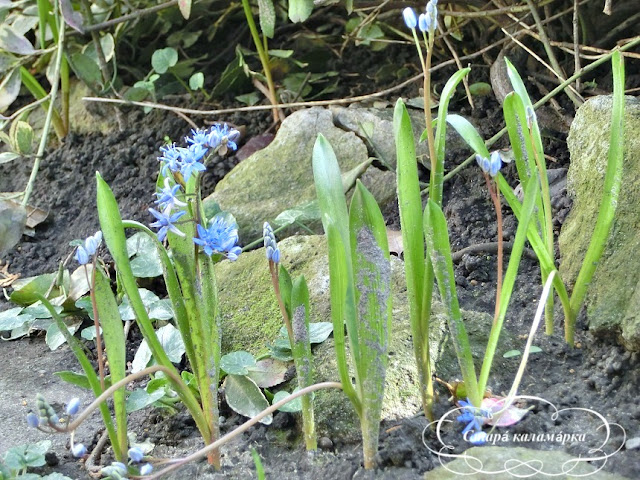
403;7;417;29
26;412;40;428
66;397;81;416
140;463;153;475
128;446;144;463
72;443;87;457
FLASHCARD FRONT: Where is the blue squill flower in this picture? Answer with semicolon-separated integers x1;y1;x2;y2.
26;412;39;428
193;216;241;260
402;7;417;29
158;143;182;176
475;151;503;178
418;13;431;32
186;128;210;148
207;124;241;152
263;222;280;263
155;178;187;211
75;231;102;265
140;463;153;475
128;447;144;463
66;398;81;416
457;398;488;441
179;143;208;182
72;443;87;457
149;207;186;242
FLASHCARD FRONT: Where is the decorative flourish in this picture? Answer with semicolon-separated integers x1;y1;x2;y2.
193;217;242;260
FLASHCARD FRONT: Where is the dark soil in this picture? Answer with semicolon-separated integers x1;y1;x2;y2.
1;9;639;480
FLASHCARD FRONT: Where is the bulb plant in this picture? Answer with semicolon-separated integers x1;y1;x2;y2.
263;222;317;450
312;134;392;469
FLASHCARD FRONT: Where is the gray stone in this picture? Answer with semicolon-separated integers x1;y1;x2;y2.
204;108;369;243
216;235;519;443
625;436;640;450
558;96;640;351
425;446;630;479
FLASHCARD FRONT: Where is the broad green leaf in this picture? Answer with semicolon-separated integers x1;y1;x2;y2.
469;82;492;96
503;350;521;358
224;374;272;424
0;307;32;331
119;289;173;321
211;49;249;96
0;199;27;256
308;322;333;343
0;152;20;164
220;351;256;375
45;320;81;350
70;53;102;90
273;388;303;412
82;33;114;63
0;68;21;112
12;120;33;155
0;25;34;55
189;72;204;90
258;0;276;38
178;0;191;19
131;323;185;373
247;358;288;388
152;47;178;74
274;201;320;227
126;388;165;413
4;441;51;470
288;0;313;23
55;371;111;390
60;0;84;33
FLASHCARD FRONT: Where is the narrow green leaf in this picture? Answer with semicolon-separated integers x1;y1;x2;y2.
424;200;480;406
446;114;489;158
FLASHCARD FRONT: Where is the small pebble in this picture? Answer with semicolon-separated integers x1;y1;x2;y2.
625;437;640;450
318;437;333;450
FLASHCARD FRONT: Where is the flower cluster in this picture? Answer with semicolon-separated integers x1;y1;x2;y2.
128;446;153;476
149;123;242;261
476;151;504;178
193;216;242;260
403;1;438;34
75;231;102;265
263;222;280;264
457;398;490;445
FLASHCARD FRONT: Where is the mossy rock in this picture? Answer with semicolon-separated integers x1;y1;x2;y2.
559;96;640;350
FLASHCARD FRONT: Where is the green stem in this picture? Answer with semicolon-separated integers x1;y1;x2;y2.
241;0;279;123
19;67;65;140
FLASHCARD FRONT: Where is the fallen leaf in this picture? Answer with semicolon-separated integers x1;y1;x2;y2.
482;397;532;427
0;199;27;254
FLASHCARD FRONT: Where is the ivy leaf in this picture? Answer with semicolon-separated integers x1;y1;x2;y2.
127;232;163;278
272;388;303;412
131;324;185;372
247;358;288;388
188;72;204;90
224;375;272;424
0;25;34;55
152;47;178;74
126;388;166;413
221;351;256;375
4;441;51;470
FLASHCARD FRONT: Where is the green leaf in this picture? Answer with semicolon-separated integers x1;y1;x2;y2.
70;53;102;90
152;47;178;74
224;374;272;424
274;201;320;228
55;370;112;390
126;388;166;413
178;0;191;19
188;72;204;90
258;0;276;38
211;48;249;97
220;351;256;375
308;322;333;343
119;289;173;321
0;152;20;164
273;388;303;412
127;231;163;277
82;34;115;64
45;320;81;350
530;346;543;354
131;324;185;373
0;199;27;256
0;25;34;55
4;441;51;470
246;358;288;388
0;307;33;331
288;0;313;23
446;114;489;159
503;350;521;358
468;82;492;97
12;120;33;155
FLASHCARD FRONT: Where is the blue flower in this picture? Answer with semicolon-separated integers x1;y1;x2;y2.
418;13;431;32
402;7;417;29
457;398;488;440
128;447;144;463
66;398;81;416
263;222;280;263
179;143;208;182
158;143;182;177
26;412;40;428
207;124;241;152
140;463;153;475
75;231;102;265
475;151;503;178
186;128;210;148
155;178;187;211
72;443;87;457
193;216;241;260
149;207;186;242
